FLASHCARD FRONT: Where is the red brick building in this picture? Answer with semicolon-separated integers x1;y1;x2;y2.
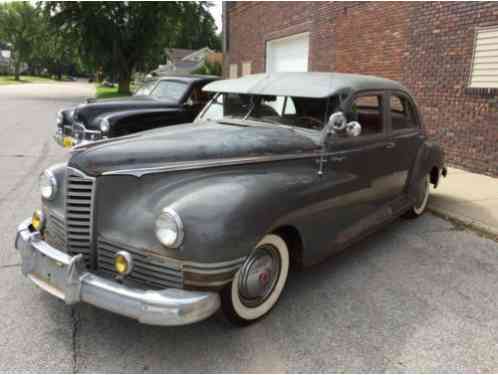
223;2;498;176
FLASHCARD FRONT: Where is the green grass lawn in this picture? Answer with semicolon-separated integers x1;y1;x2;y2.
0;75;57;85
95;84;132;99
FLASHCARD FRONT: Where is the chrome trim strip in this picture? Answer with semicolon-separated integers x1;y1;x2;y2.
100;235;246;270
101;141;391;178
103;151;327;178
183;259;245;272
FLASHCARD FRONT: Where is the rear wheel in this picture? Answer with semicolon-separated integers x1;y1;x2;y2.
403;175;430;219
221;234;289;326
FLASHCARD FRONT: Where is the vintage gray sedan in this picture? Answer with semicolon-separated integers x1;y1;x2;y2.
15;72;446;326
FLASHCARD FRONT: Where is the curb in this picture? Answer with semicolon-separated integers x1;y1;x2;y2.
428;206;498;241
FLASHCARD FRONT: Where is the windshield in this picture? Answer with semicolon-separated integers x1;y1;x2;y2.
149;80;188;101
199;93;341;131
134;80;157;96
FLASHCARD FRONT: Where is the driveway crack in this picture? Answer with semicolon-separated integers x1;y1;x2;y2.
0;263;21;269
71;307;81;373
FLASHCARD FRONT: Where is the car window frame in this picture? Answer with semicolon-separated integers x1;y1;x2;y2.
330;90;389;147
134;79;160;96
150;79;191;103
387;90;422;135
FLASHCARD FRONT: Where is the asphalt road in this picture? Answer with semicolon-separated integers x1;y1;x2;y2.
1;82;498;372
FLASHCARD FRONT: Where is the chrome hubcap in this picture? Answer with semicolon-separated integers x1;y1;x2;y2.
238;245;281;307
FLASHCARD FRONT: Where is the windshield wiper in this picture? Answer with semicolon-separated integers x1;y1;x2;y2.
243;102;256;120
216;119;251;127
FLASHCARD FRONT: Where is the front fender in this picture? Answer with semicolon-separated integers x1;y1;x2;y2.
96;163;318;264
93;108;185;137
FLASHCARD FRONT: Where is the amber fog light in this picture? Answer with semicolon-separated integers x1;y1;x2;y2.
31;209;46;232
115;251;133;275
63;137;74;148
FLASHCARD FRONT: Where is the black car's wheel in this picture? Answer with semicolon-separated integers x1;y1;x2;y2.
221;234;289;326
403;175;430;219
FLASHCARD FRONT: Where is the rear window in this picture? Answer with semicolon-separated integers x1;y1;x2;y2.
350;94;384;136
390;95;418;131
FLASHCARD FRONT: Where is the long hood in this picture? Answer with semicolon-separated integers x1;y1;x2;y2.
68;122;319;176
75;96;176;129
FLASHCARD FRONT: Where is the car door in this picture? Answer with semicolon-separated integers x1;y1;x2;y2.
386;91;425;196
323;91;397;251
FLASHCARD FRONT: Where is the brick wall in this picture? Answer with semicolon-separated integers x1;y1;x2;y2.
225;2;498;176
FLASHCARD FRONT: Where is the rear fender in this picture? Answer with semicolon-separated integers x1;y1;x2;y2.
406;141;445;196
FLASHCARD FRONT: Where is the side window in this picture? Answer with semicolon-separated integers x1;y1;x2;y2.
264;96;296;116
189;85;212;106
350;94;384;136
390;95;417;131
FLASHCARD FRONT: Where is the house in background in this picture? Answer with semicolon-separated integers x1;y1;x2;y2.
151;47;222;76
223;2;498;177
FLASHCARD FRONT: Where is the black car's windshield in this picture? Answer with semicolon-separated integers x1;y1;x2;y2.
149;80;188;101
200;93;341;131
134;80;157;96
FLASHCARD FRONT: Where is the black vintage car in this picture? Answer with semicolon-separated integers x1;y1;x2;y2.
55;75;218;147
17;73;446;327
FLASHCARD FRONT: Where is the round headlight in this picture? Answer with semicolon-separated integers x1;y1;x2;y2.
100;118;110;134
155;208;184;248
39;169;57;200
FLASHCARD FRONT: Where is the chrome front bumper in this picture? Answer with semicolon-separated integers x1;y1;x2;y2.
15;219;220;326
54;123;104;148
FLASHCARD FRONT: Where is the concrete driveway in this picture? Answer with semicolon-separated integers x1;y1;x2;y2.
0;82;497;372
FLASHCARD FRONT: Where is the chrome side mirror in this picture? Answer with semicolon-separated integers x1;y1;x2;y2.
320;112;346;145
346;121;362;137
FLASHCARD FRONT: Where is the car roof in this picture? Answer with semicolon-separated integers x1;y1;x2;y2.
155;74;219;84
203;72;410;98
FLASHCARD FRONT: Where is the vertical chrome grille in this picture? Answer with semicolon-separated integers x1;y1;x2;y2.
45;211;66;251
65;168;95;266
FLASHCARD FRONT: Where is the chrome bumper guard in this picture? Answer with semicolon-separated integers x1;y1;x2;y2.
15;219;220;326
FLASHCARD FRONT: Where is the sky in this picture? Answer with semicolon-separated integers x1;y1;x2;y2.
209;1;223;33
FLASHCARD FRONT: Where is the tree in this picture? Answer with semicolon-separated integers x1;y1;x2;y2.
171;2;221;51
0;2;39;80
192;58;222;76
31;8;82;79
45;2;187;94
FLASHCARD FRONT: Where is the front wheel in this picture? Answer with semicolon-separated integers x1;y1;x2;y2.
221;234;289;326
403;175;430;219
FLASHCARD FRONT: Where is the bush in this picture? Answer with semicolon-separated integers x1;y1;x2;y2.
192;58;222;76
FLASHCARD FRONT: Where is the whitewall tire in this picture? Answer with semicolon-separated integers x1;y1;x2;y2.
221;234;289;325
404;175;430;219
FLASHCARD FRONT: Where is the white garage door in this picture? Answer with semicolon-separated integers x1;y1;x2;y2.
266;32;310;73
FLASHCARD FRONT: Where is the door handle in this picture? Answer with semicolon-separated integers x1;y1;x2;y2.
385;142;396;149
329;156;346;162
